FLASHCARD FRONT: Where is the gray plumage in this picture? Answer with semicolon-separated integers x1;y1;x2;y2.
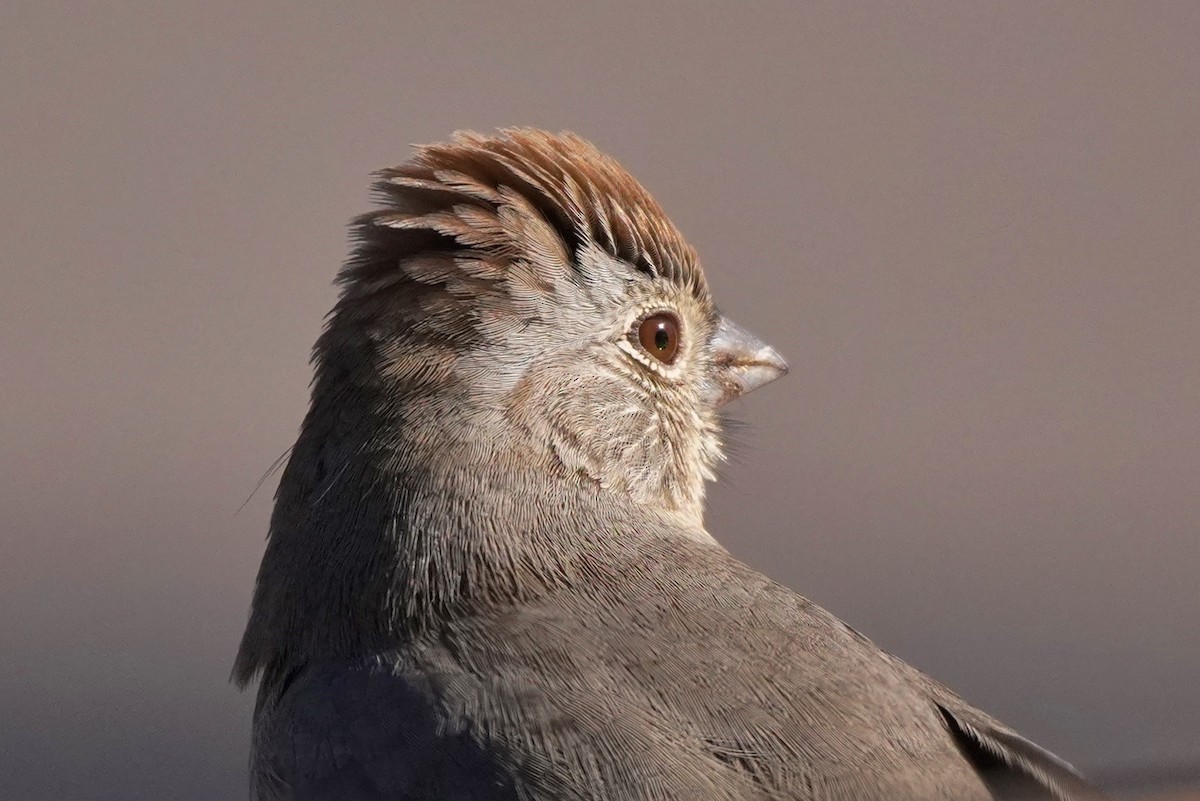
235;129;1104;801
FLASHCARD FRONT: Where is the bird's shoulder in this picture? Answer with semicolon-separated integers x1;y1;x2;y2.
420;532;1097;800
390;534;990;800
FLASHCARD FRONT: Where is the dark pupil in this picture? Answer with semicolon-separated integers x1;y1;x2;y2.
654;326;671;351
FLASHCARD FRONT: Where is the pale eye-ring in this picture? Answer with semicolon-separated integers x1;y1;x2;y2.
636;312;681;364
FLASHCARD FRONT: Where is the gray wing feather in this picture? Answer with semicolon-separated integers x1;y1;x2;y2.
930;689;1106;800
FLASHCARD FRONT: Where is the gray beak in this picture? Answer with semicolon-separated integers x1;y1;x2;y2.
704;317;789;407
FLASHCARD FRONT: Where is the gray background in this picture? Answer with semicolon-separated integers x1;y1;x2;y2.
2;2;1197;799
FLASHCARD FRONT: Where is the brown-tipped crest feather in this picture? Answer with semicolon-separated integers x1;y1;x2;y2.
360;129;705;293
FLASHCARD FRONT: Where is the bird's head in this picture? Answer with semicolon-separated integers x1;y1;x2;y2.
315;129;787;527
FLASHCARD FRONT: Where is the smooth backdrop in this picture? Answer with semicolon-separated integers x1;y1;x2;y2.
2;2;1198;799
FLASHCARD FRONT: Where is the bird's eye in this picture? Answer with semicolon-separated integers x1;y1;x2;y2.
636;312;681;364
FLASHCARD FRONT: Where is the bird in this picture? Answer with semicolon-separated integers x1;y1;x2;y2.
234;128;1104;800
